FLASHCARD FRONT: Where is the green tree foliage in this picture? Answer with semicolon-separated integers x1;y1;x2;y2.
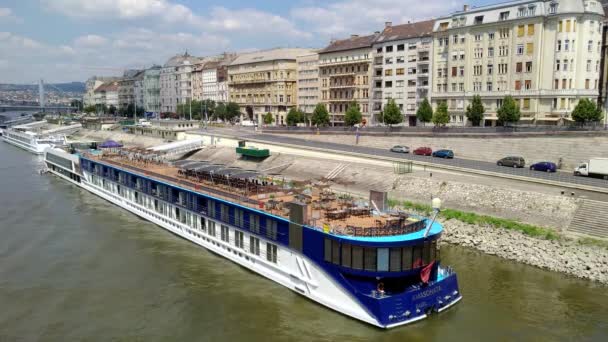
286;108;305;126
71;99;83;110
432;102;450;127
106;104;114;115
496;96;521;126
383;98;403;126
225;102;241;122
376;111;384;124
214;102;226;121
83;105;96;114
416;98;433;125
311;103;330;127
263;112;275;125
571;98;604;124
466;95;485;126
344;102;362;126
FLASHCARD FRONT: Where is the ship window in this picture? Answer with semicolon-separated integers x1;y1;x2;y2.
266;243;277;263
220;204;229;222
341;243;352;268
331;240;340;265
423;241;432;265
364;247;377;271
389;248;402;272
234;230;244;249
208;221;216;236
221;225;230;242
377;248;389;272
266;219;277;240
234;208;244;227
413;244;424;268
402;246;413;270
250;236;260;255
352;246;363;270
324;238;332;262
208;200;216;217
250;214;260;234
430;240;437;262
200;216;206;232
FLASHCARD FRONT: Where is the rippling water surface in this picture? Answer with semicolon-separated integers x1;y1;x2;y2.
0;142;607;341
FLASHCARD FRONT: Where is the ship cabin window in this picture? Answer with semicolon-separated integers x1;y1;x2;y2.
200;216;206;232
234;230;244;249
220;204;229;222
250;236;260;255
208;200;216;218
208;221;216;236
266;243;277;263
234;208;244;227
250;214;260;234
221;225;230;242
324;239;438;272
196;196;207;214
266;219;277;240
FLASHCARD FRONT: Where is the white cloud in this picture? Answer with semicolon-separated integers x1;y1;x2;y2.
0;7;12;17
0;7;21;23
74;34;108;47
0;31;44;49
291;0;462;37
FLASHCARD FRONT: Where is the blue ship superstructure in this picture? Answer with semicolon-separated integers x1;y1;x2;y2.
76;152;461;328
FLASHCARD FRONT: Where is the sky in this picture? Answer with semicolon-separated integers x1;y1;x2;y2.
0;0;496;84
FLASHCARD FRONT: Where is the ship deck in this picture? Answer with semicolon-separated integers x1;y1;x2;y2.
88;151;427;237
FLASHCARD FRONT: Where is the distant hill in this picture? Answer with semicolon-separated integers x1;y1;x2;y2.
0;82;85;93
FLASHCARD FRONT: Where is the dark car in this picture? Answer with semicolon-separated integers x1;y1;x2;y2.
497;156;525;168
413;147;432;156
432;149;454;159
530;161;557;172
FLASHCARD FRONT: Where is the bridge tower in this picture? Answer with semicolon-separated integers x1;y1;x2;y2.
39;79;45;111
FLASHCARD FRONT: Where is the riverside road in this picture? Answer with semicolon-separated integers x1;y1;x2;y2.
201;127;608;191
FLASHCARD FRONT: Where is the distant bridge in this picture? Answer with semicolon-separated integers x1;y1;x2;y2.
0;105;75;112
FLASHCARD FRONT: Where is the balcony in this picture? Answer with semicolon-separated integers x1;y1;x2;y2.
328;83;358;89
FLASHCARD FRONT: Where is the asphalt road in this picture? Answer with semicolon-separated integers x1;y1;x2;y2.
201;127;608;190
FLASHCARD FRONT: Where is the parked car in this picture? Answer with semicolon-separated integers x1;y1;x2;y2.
530;162;557;172
390;145;410;153
413;147;433;156
432;149;454;159
497;156;526;168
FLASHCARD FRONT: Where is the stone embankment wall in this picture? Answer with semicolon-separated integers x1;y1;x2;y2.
271;133;608;170
390;177;578;231
438;218;608;284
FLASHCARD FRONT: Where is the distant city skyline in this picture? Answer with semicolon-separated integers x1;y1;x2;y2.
0;0;497;83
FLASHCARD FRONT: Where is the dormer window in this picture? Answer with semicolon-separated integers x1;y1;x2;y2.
518;7;527;17
528;5;536;16
499;11;510;21
474;16;484;24
549;2;558;14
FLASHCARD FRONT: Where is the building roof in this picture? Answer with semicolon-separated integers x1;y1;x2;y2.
319;34;377;54
94;82;119;93
202;61;220;70
164;52;200;67
374;20;435;44
230;48;313;66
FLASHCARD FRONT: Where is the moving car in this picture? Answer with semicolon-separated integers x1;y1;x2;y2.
432;149;454;159
413;147;432;156
530;161;557;172
497;156;526;168
390;145;410;153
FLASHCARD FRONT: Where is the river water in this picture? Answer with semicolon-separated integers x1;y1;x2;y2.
0;142;607;341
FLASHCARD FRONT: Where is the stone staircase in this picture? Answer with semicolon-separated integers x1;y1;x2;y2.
568;199;608;238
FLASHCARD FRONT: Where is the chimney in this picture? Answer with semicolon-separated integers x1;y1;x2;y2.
330;38;337;44
351;34;359;38
374;31;380;35
463;4;470;11
385;21;392;28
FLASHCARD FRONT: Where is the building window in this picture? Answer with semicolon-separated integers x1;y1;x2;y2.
397;44;405;51
386;45;393;53
516;62;523;73
526;62;532;73
499;11;509;21
526;43;534;55
528;24;535;36
518;25;525;37
549;3;558;14
557;40;561;51
517;44;524;55
266;243;277;263
250;236;260;255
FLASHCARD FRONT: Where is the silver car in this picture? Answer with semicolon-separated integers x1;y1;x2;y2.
390;145;410;153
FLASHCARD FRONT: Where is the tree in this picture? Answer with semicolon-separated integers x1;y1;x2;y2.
107;104;115;115
416;98;433;125
311;103;330;127
383;98;403;126
344;102;362;127
376;111;384;125
214;102;226;121
71;99;83;111
225;102;241;122
200;99;216;120
286;108;305;126
263;112;275;125
466;95;485;126
496;96;521;126
83;105;96;114
572;98;604;124
432;102;450;127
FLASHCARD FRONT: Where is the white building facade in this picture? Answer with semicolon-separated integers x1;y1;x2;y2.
160;53;199;113
432;0;605;126
144;66;161;113
296;52;320;116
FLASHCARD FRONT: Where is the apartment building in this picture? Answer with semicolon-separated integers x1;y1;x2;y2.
117;77;135;112
372;20;434;126
144;66;161;113
133;71;145;111
84;76;118;107
432;0;605;126
160;52;199;113
228;48;313;124
296;52;320;116
93;81;119;109
318;34;375;126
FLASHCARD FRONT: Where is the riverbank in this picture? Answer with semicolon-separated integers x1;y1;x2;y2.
390;200;608;285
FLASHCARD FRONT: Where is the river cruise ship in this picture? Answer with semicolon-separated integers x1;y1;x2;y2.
3;121;75;154
43;147;462;328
